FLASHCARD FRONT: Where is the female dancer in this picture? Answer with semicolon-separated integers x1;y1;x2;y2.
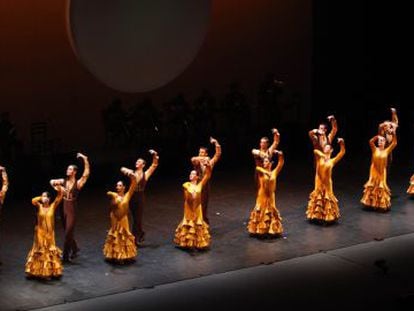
0;166;8;265
174;160;211;250
306;138;345;224
361;133;397;211
103;169;138;263
247;150;284;237
25;186;64;279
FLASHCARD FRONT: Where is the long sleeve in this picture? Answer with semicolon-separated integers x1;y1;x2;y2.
125;177;138;201
210;143;221;167
200;165;212;187
31;196;42;208
0;170;8;204
333;142;346;165
369;136;377;152
309;130;319;149
385;133;397;153
51;190;64;210
313;149;325;159
328;118;338;144
274;153;285;176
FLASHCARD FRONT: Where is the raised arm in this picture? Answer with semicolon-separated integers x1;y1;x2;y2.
273;151;285;176
313;149;325;159
77;153;90;189
391;107;398;125
145;149;159;180
0;166;8;204
200;161;212;187
327;115;337;144
31;196;42;208
333;138;346;165
369;135;379;152
50;178;65;188
51;186;64;208
309;129;319;148
268;128;280;154
256;166;271;177
385;131;397;153
125;175;138;201
209;137;221;167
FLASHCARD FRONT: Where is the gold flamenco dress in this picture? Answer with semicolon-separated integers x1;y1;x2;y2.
25;192;64;279
247;154;284;237
361;135;397;211
306;141;345;223
407;175;414;195
103;178;137;262
174;166;211;250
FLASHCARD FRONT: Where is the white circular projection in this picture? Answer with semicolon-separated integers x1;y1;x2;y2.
66;0;211;93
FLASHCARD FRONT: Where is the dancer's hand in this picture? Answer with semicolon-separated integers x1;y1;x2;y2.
209;137;218;145
77;152;87;160
327;115;335;121
337;138;344;144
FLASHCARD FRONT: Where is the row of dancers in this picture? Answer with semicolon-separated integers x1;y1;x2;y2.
0;108;411;280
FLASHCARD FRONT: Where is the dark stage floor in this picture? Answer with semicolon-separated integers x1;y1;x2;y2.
1;156;414;310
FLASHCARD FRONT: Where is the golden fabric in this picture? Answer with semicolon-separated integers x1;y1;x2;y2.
174;169;211;249
25;193;63;279
407;177;414;194
306;143;345;223
361;135;397;210
247;159;284;236
103;178;137;262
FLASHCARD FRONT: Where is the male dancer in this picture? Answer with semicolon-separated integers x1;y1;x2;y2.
309;115;337;151
191;137;221;224
50;153;90;262
121;150;159;244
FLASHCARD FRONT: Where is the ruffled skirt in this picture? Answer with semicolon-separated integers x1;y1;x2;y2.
25;242;63;279
103;225;137;262
174;219;210;249
306;189;340;223
361;185;391;211
247;204;283;236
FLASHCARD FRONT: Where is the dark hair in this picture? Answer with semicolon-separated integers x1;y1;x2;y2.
199;146;208;152
69;164;79;172
319;123;328;129
137;158;146;165
42;191;51;199
260;137;270;143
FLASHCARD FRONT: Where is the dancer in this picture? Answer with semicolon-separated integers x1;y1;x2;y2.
121;150;159;245
174;160;211;250
247;150;284;237
378;107;398;146
25;186;64;279
50;152;90;262
306;138;345;224
407;174;414;195
361;133;397;211
103;169;138;263
309;115;337;151
252;128;280;167
0;166;8;265
378;107;398;164
191;137;221;224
